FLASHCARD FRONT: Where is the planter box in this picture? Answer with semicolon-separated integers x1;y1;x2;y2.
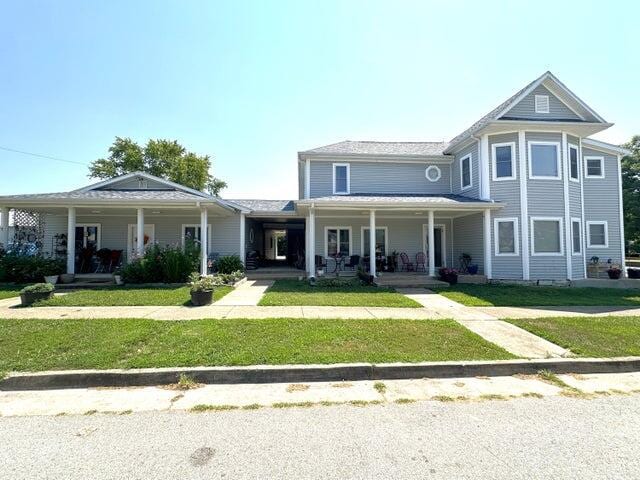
191;290;214;306
20;291;53;307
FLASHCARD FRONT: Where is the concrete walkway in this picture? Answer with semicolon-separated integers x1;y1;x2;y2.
213;279;273;306
476;305;640;319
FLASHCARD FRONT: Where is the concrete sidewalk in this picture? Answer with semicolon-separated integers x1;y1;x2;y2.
213;279;273;306
476;305;640;319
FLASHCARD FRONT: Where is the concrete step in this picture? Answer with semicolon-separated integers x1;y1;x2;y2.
375;275;449;288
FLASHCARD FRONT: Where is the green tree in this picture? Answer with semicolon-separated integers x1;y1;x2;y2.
622;135;640;252
89;137;227;196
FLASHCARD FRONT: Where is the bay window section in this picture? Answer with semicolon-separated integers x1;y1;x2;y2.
529;142;560;179
571;218;582;255
569;145;579;181
531;218;563;255
494;218;519;256
492;143;516;180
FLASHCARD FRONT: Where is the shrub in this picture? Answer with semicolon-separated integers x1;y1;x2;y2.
316;277;360;288
20;283;55;294
0;254;65;283
120;244;198;284
215;255;244;274
216;270;245;284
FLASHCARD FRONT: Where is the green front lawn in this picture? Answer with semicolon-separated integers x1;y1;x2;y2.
258;279;421;308
506;317;640;357
434;284;640;307
0;284;24;300
0;318;514;372
33;285;233;307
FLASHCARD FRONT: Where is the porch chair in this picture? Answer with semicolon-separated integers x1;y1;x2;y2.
415;252;426;272
344;255;360;271
94;248;112;273
399;252;415;272
109;250;123;272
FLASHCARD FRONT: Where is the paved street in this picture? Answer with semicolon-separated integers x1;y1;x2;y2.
1;395;638;479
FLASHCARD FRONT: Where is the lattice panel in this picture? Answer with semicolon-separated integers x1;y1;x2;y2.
11;209;46;254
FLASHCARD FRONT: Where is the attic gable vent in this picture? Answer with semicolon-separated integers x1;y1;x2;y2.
137;177;148;189
535;95;550;113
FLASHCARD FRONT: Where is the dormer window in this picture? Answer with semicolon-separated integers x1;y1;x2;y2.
333;163;350;194
535;95;550;113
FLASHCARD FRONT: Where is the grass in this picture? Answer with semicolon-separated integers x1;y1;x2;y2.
258;279;421;308
0;317;514;372
506;316;640;358
33;285;233;307
0;284;25;300
433;284;640;307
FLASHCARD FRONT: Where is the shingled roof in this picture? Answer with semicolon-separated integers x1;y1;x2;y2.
300;140;450;157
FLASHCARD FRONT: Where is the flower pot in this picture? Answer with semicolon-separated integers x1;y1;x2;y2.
607;270;622;280
44;275;59;285
191;290;214;306
113;275;124;285
20;291;53;306
59;273;75;284
445;273;458;285
467;264;479;275
628;268;640;279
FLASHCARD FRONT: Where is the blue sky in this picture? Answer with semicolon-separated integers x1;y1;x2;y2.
0;0;637;199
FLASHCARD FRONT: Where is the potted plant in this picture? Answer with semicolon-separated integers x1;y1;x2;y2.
607;266;622;280
42;257;64;285
20;283;55;306
467;264;479;275
113;267;124;285
189;272;216;306
438;267;459;285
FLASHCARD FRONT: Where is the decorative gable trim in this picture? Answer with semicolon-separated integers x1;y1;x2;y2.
74;171;210;198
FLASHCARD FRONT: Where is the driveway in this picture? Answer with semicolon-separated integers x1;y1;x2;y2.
1;395;638;479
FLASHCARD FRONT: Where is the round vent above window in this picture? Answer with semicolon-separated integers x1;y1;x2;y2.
425;165;441;182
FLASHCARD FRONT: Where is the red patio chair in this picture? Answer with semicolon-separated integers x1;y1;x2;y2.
415;252;426;272
399;252;414;272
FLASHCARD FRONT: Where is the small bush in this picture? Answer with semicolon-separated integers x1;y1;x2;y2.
316;277;360;288
121;244;199;284
20;283;55;294
0;254;65;283
215;255;244;274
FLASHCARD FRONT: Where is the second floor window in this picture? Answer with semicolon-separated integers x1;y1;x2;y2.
492;142;516;180
333;163;350;194
529;142;560;179
460;155;472;190
585;157;604;178
569;145;579;181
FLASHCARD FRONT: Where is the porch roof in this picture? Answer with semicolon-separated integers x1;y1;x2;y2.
296;193;502;210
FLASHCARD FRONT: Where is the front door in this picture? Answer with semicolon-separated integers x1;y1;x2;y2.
423;224;446;268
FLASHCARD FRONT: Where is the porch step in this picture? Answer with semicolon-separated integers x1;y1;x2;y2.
375;274;449;289
55;274;115;289
246;268;304;280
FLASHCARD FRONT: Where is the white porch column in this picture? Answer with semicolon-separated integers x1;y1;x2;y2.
369;209;376;277
0;207;9;249
428;210;435;277
483;208;492;279
308;208;316;277
239;212;246;266
66;207;76;274
200;207;208;274
136;208;145;257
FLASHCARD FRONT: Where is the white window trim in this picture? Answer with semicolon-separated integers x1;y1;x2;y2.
460;154;472;191
324;226;352;258
528;141;561;180
491;142;516;181
421;223;447;267
571;217;582;256
332;163;350;195
493;217;519;256
361;226;389;257
75;223;102;250
587;221;609;248
126;224;155;255
181;224;212;251
568;144;580;182
425;165;441;182
530;217;564;256
535;94;550;113
584;156;605;179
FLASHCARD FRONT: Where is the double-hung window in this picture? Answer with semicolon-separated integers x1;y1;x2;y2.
325;227;351;257
494;218;519;256
585;156;604;179
587;221;608;248
569;144;580;181
492;142;516;181
182;224;211;249
531;217;563;256
460;154;472;190
333;163;350;194
571;218;582;255
362;227;388;257
529;142;561;179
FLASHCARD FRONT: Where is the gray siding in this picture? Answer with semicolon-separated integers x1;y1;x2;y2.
526;132;567;280
298;162;305;199
452;213;485;275
451;141;480;198
583;147;623;265
502;85;582;121
309;160;451;198
488;133;522;279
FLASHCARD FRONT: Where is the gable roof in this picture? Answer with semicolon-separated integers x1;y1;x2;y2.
445;72;608;153
299;140;450;158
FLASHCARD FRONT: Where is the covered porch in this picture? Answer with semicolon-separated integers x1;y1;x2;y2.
296;194;503;280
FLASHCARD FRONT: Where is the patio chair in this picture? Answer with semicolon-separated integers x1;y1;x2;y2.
344;255;360;271
109;250;123;272
415;252;426;272
399;252;415;272
94;248;112;273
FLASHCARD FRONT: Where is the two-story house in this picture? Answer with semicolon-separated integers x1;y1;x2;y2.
0;72;629;283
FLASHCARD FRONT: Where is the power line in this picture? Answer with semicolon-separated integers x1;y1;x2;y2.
0;146;88;166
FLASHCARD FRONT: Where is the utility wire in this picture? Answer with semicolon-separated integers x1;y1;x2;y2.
0;146;88;166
